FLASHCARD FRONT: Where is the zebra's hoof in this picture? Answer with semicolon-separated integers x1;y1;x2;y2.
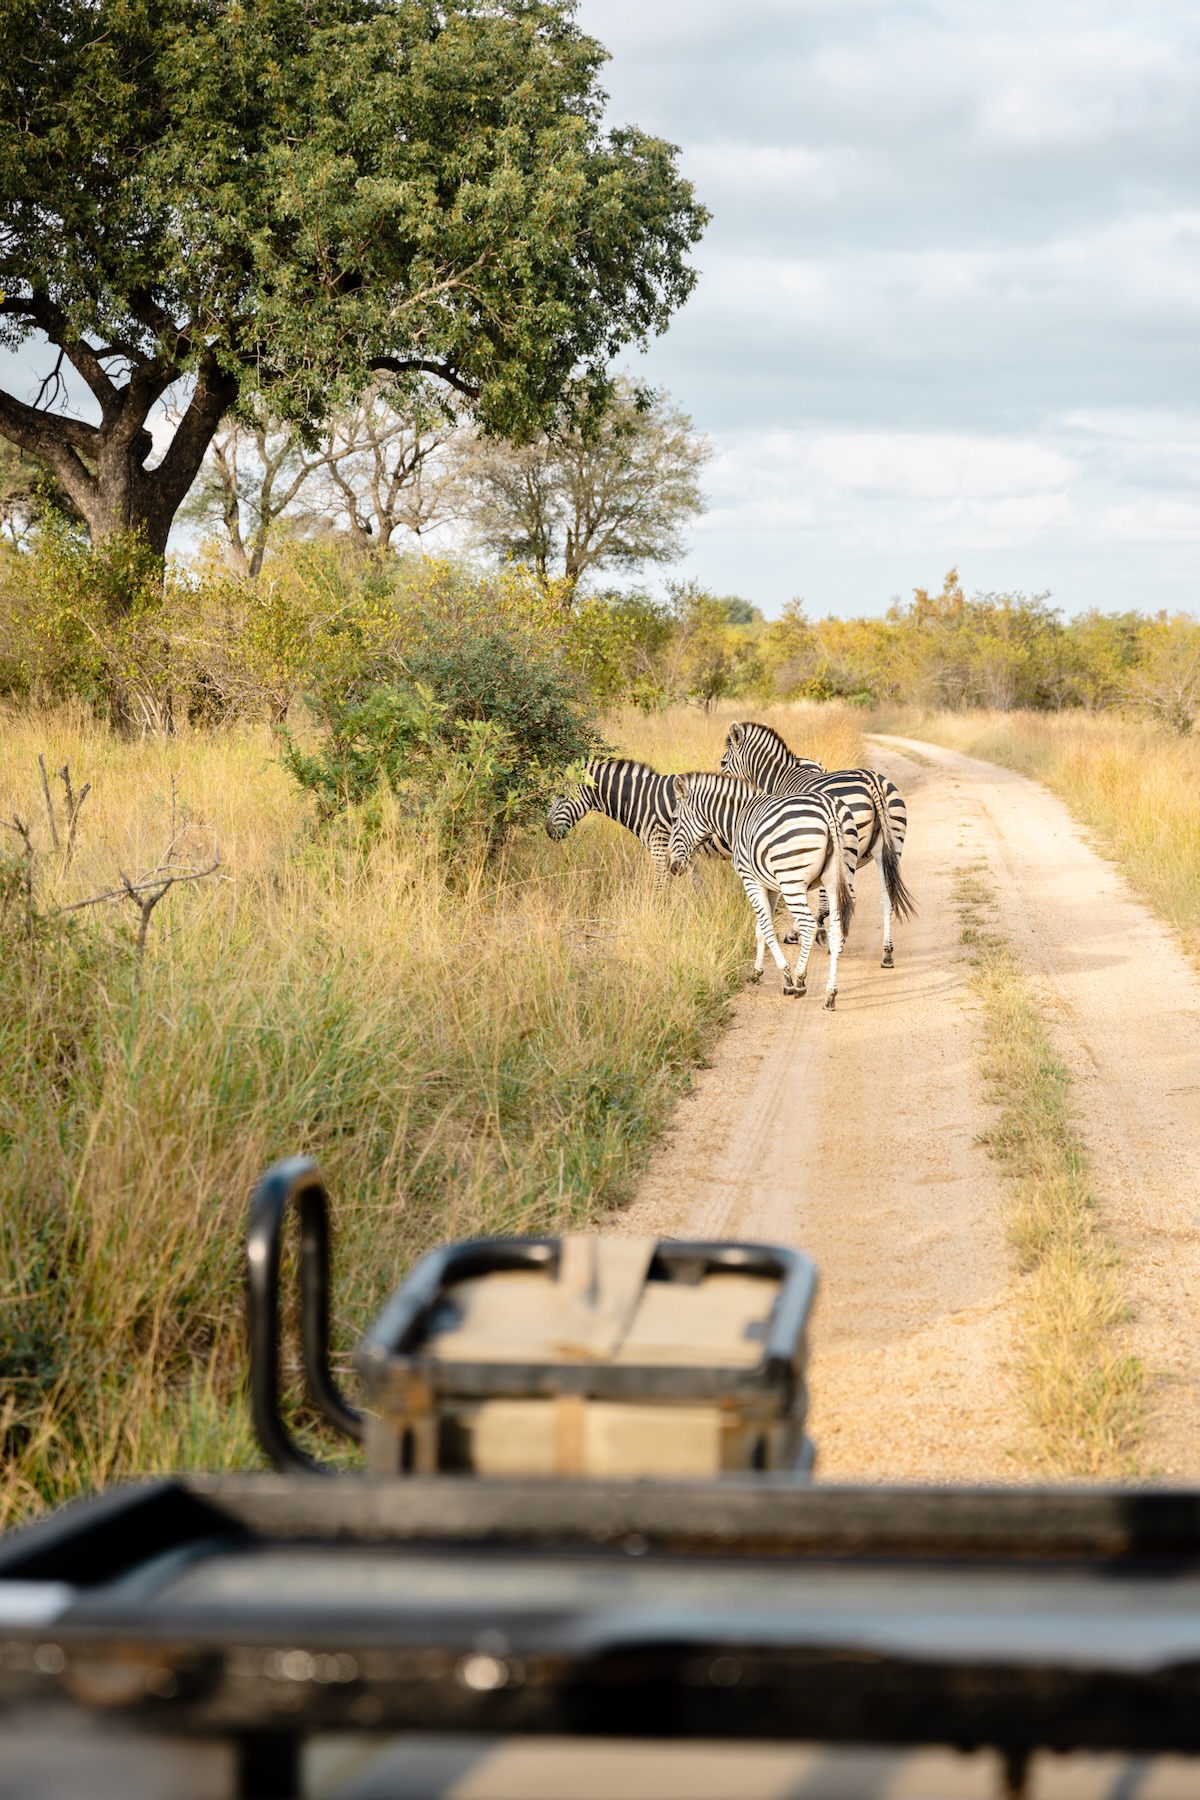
749;969;762;984
823;990;837;1010
881;948;894;969
815;927;828;948
783;932;798;945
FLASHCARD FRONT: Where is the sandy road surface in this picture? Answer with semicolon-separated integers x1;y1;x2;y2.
620;737;1200;1481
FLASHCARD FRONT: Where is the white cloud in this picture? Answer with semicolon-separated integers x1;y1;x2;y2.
696;428;1077;556
803;434;1073;500
1100;499;1200;543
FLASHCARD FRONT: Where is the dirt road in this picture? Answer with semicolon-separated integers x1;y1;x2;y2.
620;737;1200;1481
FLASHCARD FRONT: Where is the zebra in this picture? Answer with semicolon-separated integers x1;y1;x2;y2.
720;721;914;967
547;758;698;886
667;771;858;1008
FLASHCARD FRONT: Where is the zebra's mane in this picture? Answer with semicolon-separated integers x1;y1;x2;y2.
733;720;796;759
680;769;757;794
584;756;661;782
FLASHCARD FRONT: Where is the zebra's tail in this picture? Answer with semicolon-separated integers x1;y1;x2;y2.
826;799;856;941
867;772;916;922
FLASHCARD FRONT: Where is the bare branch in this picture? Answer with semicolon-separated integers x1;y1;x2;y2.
0;384;99;458
33;348;68;416
2;814;36;931
37;756;59;851
369;357;480;402
58;764;91;868
56;860;219;914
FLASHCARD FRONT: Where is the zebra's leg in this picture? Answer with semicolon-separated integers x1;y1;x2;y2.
648;829;671;891
778;885;816;998
823;886;846;1009
745;879;794;991
814;885;830;948
877;852;895;967
778;892;803;946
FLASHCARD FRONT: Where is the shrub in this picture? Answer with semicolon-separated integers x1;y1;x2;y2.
282;628;601;857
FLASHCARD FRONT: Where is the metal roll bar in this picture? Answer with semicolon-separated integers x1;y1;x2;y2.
246;1155;363;1472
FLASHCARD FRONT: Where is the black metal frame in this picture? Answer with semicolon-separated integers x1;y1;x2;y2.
246;1156;362;1473
7;1476;1200;1798
354;1234;819;1402
247;1155;819;1473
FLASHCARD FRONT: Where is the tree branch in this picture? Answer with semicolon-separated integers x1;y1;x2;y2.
147;351;239;519
370;357;480;402
0;385;98;457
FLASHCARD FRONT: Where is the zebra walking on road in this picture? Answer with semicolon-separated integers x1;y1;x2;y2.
720;721;914;967
668;772;859;1008
546;759;692;887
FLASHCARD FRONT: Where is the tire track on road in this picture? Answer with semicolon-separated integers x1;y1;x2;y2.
620;743;1023;1482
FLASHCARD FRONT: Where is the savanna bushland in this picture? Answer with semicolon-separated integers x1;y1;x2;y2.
3;0;1200;1522
0;528;869;1524
5;521;1199;1516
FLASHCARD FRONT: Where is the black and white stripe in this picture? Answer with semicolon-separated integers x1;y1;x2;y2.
720;721;914;967
546;759;685;885
667;771;859;1008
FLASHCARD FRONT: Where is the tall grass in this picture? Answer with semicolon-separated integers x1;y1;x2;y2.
612;698;865;779
954;866;1142;1474
0;700;861;1523
874;709;1200;962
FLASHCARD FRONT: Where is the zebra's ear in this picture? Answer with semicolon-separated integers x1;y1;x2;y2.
728;722;743;746
673;774;690;802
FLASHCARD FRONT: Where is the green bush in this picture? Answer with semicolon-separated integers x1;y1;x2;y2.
282;628;601;857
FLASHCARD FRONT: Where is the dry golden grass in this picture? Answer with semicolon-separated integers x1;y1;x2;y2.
876;708;1200;964
954;866;1142;1475
612;698;866;778
0;700;862;1523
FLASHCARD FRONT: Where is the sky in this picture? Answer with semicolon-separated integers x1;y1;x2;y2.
5;1;1198;620
572;0;1200;617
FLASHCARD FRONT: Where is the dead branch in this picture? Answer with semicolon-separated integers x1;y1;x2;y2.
117;856;222;958
2;814;37;930
57;763;92;867
58;858;222;920
37;756;60;850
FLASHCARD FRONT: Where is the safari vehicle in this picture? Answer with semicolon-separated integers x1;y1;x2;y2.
3;1157;1200;1799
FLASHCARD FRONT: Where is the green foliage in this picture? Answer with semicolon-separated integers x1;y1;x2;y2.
0;442;81;547
0;0;708;556
0;519;168;721
282;628;600;856
566;590;676;707
461;378;711;597
665;581;765;708
1123;615;1200;734
756;572;1200;723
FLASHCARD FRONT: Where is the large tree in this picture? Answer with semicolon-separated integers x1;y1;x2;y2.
0;0;706;585
181;384;463;573
461;379;710;601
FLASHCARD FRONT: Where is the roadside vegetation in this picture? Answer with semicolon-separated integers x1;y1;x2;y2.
0;660;860;1525
877;711;1200;966
954;867;1143;1475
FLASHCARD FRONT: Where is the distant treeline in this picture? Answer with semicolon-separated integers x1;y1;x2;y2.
583;569;1200;733
3;532;1198;736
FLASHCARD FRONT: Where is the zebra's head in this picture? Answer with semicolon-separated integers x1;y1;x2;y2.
721;720;823;786
668;775;708;873
546;778;596;841
720;720;753;780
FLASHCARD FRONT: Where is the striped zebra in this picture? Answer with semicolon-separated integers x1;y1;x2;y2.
546;758;690;886
720;721;914;967
668;771;858;1008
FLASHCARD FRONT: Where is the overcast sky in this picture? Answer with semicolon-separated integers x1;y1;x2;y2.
574;0;1200;617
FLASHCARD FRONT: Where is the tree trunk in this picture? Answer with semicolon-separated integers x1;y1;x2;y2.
0;348;238;599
